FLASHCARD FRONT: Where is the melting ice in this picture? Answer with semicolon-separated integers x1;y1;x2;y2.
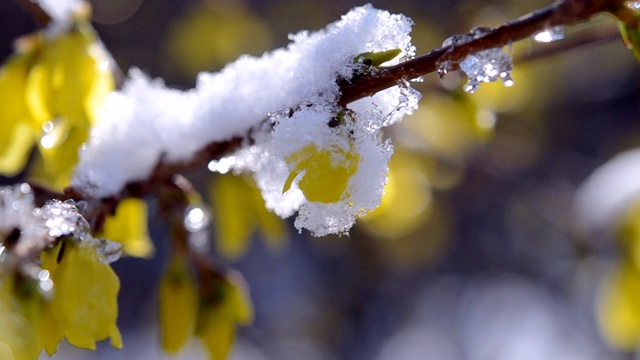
459;48;514;93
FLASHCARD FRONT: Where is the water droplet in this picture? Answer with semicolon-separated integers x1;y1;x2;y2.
39;118;65;150
19;183;31;195
208;156;236;174
626;1;640;10
42;121;54;133
500;72;514;87
184;205;210;233
94;238;123;264
37;269;54;293
533;26;564;43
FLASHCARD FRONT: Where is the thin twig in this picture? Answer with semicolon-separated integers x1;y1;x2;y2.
339;0;615;105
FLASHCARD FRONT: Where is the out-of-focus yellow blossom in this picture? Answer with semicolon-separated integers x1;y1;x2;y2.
47;241;122;351
284;143;360;203
362;149;433;239
0;275;42;360
598;198;640;351
163;2;273;79
0;53;35;176
196;272;253;360
159;254;198;354
616;198;640;269
210;174;287;260
38;243;65;355
403;92;490;160
598;261;640;351
0;19;113;189
470;68;531;114
98;198;154;258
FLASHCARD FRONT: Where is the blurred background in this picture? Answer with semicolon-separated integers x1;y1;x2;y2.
2;0;640;359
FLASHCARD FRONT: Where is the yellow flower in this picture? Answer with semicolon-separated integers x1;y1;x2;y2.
47;241;122;351
598;261;640;350
99;198;154;258
0;53;35;176
210;174;287;260
196;272;253;360
0;275;42;360
159;254;198;354
284;143;360;204
0;21;114;189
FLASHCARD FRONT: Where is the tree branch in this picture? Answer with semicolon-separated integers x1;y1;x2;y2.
15;0;51;27
339;0;616;105
32;0;625;224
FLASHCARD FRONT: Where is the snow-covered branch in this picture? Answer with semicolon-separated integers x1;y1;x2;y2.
20;0;629;235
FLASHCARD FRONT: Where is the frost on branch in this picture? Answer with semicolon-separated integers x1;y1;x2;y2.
0;184;122;272
72;5;419;236
439;30;514;93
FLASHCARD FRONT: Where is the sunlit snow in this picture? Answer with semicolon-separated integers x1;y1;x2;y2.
73;5;418;235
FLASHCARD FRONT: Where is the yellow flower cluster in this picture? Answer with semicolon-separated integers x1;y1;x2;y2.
0;240;121;359
0;20;113;189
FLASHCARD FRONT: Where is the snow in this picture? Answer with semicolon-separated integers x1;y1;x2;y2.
72;5;418;235
37;0;85;35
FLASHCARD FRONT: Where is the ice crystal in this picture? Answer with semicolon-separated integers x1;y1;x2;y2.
0;185;124;270
459;48;514;93
93;238;123;265
0;184;43;261
533;26;564;43
438;27;493;77
37;200;90;239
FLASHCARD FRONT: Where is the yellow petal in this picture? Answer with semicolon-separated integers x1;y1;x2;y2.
285;143;359;203
210;175;257;260
51;242;122;350
37;243;65;355
159;255;198;354
196;272;253;360
598;262;640;350
24;26;114;189
198;319;235;360
0;276;42;360
617;198;640;269
252;186;287;251
0;54;36;176
99;198;154;258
